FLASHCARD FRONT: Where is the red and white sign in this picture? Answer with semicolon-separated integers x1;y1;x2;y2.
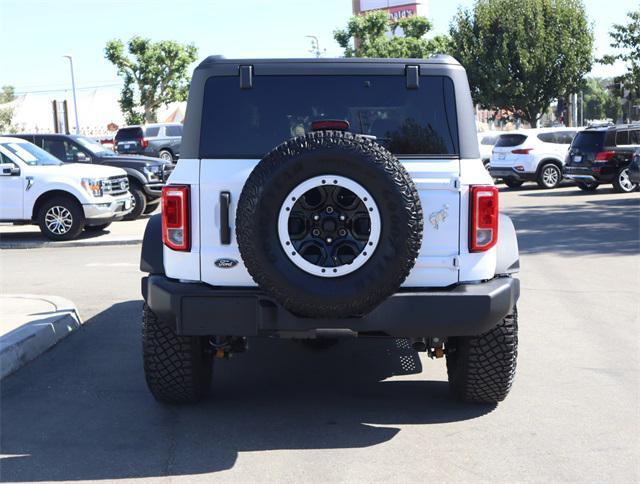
354;1;426;20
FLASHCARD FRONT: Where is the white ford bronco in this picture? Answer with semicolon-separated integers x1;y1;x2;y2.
0;137;133;240
140;56;520;405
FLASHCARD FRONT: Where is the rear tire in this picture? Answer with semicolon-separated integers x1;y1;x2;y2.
537;163;562;189
612;167;638;193
576;182;599;192
142;304;213;404
446;307;518;403
504;179;523;188
158;150;174;163
124;185;146;220
143;200;160;214
37;196;85;241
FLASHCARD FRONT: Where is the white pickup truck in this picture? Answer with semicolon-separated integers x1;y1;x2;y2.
0;137;134;240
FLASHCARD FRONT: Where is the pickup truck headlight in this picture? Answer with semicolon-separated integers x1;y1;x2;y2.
144;165;162;181
81;178;104;197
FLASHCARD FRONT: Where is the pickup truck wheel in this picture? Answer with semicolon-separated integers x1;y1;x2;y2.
158;150;173;162
576;181;599;192
237;130;423;318
612;167;638;193
537;163;562;189
123;186;146;220
143;200;160;214
142;304;213;404
85;222;111;232
503;179;523;188
446;306;518;403
37;196;85;241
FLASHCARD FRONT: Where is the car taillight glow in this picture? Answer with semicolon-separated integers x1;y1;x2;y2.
512;148;533;154
470;185;499;252
595;150;615;161
141;138;149;148
310;119;350;131
162;185;190;251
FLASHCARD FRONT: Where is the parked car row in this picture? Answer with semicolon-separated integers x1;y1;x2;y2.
482;123;640;193
0;128;179;240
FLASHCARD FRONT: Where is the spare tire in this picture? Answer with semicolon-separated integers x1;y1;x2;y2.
236;130;423;318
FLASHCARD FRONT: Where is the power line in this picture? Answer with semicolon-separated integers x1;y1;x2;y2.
15;83;122;95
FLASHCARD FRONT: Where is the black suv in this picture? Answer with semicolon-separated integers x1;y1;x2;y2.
13;133;174;219
564;124;640;193
114;123;182;162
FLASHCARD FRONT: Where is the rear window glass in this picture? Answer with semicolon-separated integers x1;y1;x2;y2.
199;75;459;158
145;126;160;137
115;127;143;140
630;129;640;145
495;134;527;147
572;131;606;151
537;131;576;144
480;135;498;145
616;130;629;145
166;125;182;137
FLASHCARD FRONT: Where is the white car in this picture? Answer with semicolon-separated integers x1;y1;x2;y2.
489;127;577;188
0;137;134;240
478;130;502;167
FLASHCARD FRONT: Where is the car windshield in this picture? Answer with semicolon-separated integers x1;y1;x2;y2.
76;136;112;155
1;141;63;166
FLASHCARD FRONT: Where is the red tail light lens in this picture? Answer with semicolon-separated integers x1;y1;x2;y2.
311;119;350;131
470;185;499;252
141;138;149;148
595;150;615;161
512;148;533;154
162;185;190;251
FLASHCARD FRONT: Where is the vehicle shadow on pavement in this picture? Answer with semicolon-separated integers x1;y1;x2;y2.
504;196;640;256
0;300;494;481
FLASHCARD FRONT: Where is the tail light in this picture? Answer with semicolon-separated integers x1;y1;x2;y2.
162;185;190;251
141;138;149;148
595;150;615;161
470;185;499;252
512;148;533;154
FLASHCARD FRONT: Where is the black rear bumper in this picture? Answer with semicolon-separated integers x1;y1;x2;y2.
488;167;536;181
142;275;519;338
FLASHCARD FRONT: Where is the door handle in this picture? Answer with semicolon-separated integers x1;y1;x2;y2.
220;191;231;244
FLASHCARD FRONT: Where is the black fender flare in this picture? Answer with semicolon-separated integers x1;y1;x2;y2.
140;214;164;274
496;214;520;275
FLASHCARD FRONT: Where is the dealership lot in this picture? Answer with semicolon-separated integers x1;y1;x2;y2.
0;186;638;482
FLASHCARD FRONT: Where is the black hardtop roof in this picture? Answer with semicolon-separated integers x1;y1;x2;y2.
196;54;461;70
584;123;640;132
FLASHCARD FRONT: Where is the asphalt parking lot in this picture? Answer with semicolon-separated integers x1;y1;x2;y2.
0;185;638;482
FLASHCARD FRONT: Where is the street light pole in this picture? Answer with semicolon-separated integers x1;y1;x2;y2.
305;35;323;58
63;55;80;134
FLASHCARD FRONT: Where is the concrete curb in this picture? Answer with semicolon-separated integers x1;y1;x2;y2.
0;295;83;379
0;238;142;249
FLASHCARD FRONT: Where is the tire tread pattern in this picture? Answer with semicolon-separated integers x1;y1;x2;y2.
142;304;212;404
446;306;518;403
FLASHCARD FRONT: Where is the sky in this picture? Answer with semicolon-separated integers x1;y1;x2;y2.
0;0;636;96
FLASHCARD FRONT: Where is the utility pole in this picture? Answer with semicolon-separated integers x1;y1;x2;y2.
63;55;80;134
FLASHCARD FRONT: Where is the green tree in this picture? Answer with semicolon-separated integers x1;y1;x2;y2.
450;0;593;126
600;9;639;120
582;78;622;122
0;85;17;133
334;10;449;59
105;37;198;124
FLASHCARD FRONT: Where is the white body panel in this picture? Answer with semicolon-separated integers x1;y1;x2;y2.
490;128;576;174
163;157;498;288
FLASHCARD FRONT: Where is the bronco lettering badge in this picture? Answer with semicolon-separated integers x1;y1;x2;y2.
215;258;238;269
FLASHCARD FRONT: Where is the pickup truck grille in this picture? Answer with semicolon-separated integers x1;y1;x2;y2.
162;163;175;182
103;175;129;196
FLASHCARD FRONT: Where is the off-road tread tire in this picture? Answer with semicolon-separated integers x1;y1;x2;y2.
236;130;423;318
142;304;212;404
37;195;85;241
446;306;518;403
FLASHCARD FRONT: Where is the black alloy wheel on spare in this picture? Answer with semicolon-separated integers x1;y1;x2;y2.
236;130;423;318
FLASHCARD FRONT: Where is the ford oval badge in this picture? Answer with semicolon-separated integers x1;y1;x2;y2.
215;258;239;269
